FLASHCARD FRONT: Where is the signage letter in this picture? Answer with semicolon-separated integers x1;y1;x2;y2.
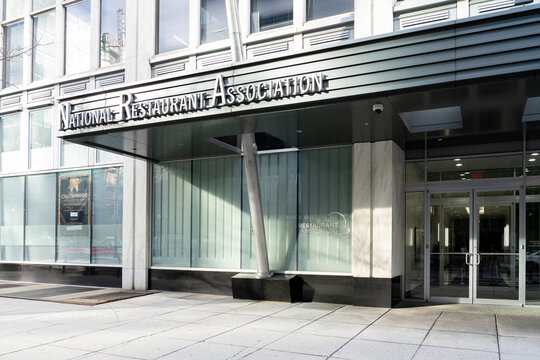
120;92;134;120
59;103;72;130
211;74;227;107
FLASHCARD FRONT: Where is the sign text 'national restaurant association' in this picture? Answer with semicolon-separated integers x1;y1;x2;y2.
60;73;325;131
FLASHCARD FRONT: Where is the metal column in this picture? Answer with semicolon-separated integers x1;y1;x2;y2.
241;133;272;279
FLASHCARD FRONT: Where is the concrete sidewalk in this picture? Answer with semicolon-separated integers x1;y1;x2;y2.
0;291;539;360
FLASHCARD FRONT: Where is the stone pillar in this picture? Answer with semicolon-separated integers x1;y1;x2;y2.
351;140;404;306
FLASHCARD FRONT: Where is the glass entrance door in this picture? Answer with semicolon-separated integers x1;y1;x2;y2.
428;189;521;304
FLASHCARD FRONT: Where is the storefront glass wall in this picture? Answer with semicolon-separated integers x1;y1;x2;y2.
152;146;352;272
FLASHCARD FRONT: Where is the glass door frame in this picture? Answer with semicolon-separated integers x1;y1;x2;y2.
425;181;525;305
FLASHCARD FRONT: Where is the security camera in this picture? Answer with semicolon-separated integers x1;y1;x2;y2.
372;103;384;114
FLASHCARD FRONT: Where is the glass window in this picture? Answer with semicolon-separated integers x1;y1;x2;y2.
92;168;123;264
65;0;91;75
427;154;523;181
307;0;354;21
0;176;24;261
241;152;298;271
56;170;91;263
251;0;293;33
33;10;56;81
25;174;56;262
97;149;123;164
158;0;190;53
201;0;229;44
30;108;53;170
406;161;425;183
33;0;55;11
61;140;89;167
298;147;352;272
527;187;540;304
100;0;126;66
1;113;22;173
405;192;424;299
3;0;23;20
5;21;24;87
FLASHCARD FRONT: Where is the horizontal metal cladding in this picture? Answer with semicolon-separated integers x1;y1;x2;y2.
58;6;540;137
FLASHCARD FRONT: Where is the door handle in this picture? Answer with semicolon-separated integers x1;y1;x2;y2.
465;253;471;265
475;253;481;266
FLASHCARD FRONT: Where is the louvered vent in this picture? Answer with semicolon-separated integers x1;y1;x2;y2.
199;54;232;67
1;96;21;107
29;89;52;101
309;30;350;46
478;0;515;13
401;10;449;28
154;63;186;77
62;82;87;94
97;74;124;87
252;43;289;57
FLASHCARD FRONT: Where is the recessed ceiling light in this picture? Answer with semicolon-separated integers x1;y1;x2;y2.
464;172;470;175
296;130;303;133
456;163;463;167
528;158;536;162
532;153;539;156
460;173;464;176
364;122;369;126
454;158;461;161
437;138;443;142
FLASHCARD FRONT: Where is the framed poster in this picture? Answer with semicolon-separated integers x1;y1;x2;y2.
58;174;91;238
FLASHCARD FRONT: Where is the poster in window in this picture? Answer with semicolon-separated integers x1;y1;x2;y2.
58;174;91;238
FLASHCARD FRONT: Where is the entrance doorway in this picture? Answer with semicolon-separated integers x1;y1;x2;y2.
429;189;521;304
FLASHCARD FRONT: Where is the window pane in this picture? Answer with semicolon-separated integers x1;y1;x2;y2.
3;0;23;20
405;192;425;299
25;174;56;262
33;10;56;81
201;0;229;44
33;0;56;11
97;149;123;164
298;147;352;272
0;176;24;261
5;21;24;87
152;162;192;267
1;113;22;173
251;0;293;33
30;108;53;169
241;152;297;271
526;187;540;304
307;0;353;21
65;1;91;75
158;0;189;53
100;0;126;66
57;170;91;263
61;140;88;167
92;168;123;264
427;155;523;181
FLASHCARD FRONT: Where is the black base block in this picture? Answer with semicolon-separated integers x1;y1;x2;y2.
231;274;302;302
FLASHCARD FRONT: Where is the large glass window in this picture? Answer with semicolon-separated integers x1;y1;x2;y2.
33;10;56;81
30;108;53;170
307;0;354;21
251;0;293;33
427;154;523;181
526;187;540;304
0;176;24;261
405;192;424;299
3;0;23;20
25;174;56;262
201;0;229;44
65;1;91;75
61;140;89;167
5;21;24;87
0;113;22;173
158;0;190;53
100;0;126;66
33;0;56;11
92;168;123;264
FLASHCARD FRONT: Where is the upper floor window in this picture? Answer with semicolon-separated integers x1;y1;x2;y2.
158;0;190;54
0;113;22;172
65;0;91;75
33;10;56;81
100;0;126;66
33;0;56;11
201;0;229;44
29;108;53;169
307;0;353;21
251;0;293;33
5;21;24;87
3;0;23;21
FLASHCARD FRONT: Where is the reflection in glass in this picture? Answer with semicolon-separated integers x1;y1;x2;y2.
307;0;353;21
242;152;297;271
201;0;229;44
476;191;519;300
526;187;540;303
0;177;24;261
1;113;22;173
427;155;523;181
101;0;126;66
158;0;190;53
5;21;24;87
405;192;424;299
430;193;470;298
298;147;352;272
406;161;424;183
32;0;55;11
61;140;88;167
96;149;123;164
33;10;56;81
25;174;56;262
92;168;123;264
65;1;91;75
3;0;23;20
30;108;53;169
251;0;293;33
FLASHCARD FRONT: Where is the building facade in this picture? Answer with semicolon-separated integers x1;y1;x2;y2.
0;0;539;307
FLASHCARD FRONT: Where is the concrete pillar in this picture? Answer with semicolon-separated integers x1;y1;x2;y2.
457;0;470;19
352;140;404;279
